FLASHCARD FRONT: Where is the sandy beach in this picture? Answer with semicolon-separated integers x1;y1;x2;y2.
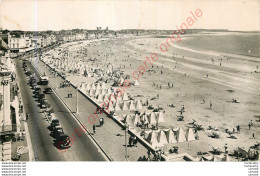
41;32;260;160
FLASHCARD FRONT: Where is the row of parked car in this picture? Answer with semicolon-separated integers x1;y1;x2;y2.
23;59;72;150
49;119;72;149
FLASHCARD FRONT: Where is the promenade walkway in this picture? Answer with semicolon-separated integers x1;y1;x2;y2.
33;59;148;161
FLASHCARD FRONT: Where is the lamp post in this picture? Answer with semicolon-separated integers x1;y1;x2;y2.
125;122;129;161
76;86;78;114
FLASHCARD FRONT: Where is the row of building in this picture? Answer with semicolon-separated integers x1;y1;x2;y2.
0;39;21;144
0;27;182;58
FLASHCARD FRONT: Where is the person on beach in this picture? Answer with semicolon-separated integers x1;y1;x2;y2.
224;144;228;153
236;125;240;133
250;120;253;126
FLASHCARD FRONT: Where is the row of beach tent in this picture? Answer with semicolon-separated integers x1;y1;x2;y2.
145;128;196;146
104;100;143;112
122;111;164;126
90;91;130;102
80;82;108;91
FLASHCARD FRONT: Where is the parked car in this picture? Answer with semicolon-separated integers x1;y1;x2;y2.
40;101;48;109
44;88;52;94
26;70;32;76
50;119;60;130
52;126;64;137
56;134;72;149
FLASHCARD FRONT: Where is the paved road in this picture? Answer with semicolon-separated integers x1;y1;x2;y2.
15;58;107;161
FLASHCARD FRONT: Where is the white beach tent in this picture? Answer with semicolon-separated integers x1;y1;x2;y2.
114;101;122;111
157;130;168;145
102;82;107;89
140;113;148;123
177;128;186;142
135;100;143;110
103;93;110;102
148;112;157;124
124;114;133;125
164;129;177;143
132;114;140;125
101;89;107;95
108;102;114;112
97;94;104;102
94;89;100;97
155;112;165;123
107;88;112;94
109;93;117;102
91;83;96;90
122;101;129;110
129;100;136;110
146;131;159;146
186;128;196;141
86;83;91;91
134;79;140;86
123;93;129;101
89;89;95;97
96;82;102;90
116;94;123;101
119;77;125;85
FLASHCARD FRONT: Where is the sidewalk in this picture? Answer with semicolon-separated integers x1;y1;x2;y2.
33;60;149;161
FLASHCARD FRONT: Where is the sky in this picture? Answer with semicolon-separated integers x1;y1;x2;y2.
0;0;259;31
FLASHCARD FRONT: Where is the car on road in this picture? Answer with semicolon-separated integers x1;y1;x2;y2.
56;134;72;149
44;88;52;94
52;126;64;137
25;70;32;76
40;101;48;109
39;76;49;85
50;119;60;130
35;89;42;98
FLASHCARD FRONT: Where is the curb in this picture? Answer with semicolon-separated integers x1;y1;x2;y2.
14;68;35;161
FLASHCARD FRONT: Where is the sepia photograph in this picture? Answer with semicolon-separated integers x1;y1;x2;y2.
0;0;259;175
